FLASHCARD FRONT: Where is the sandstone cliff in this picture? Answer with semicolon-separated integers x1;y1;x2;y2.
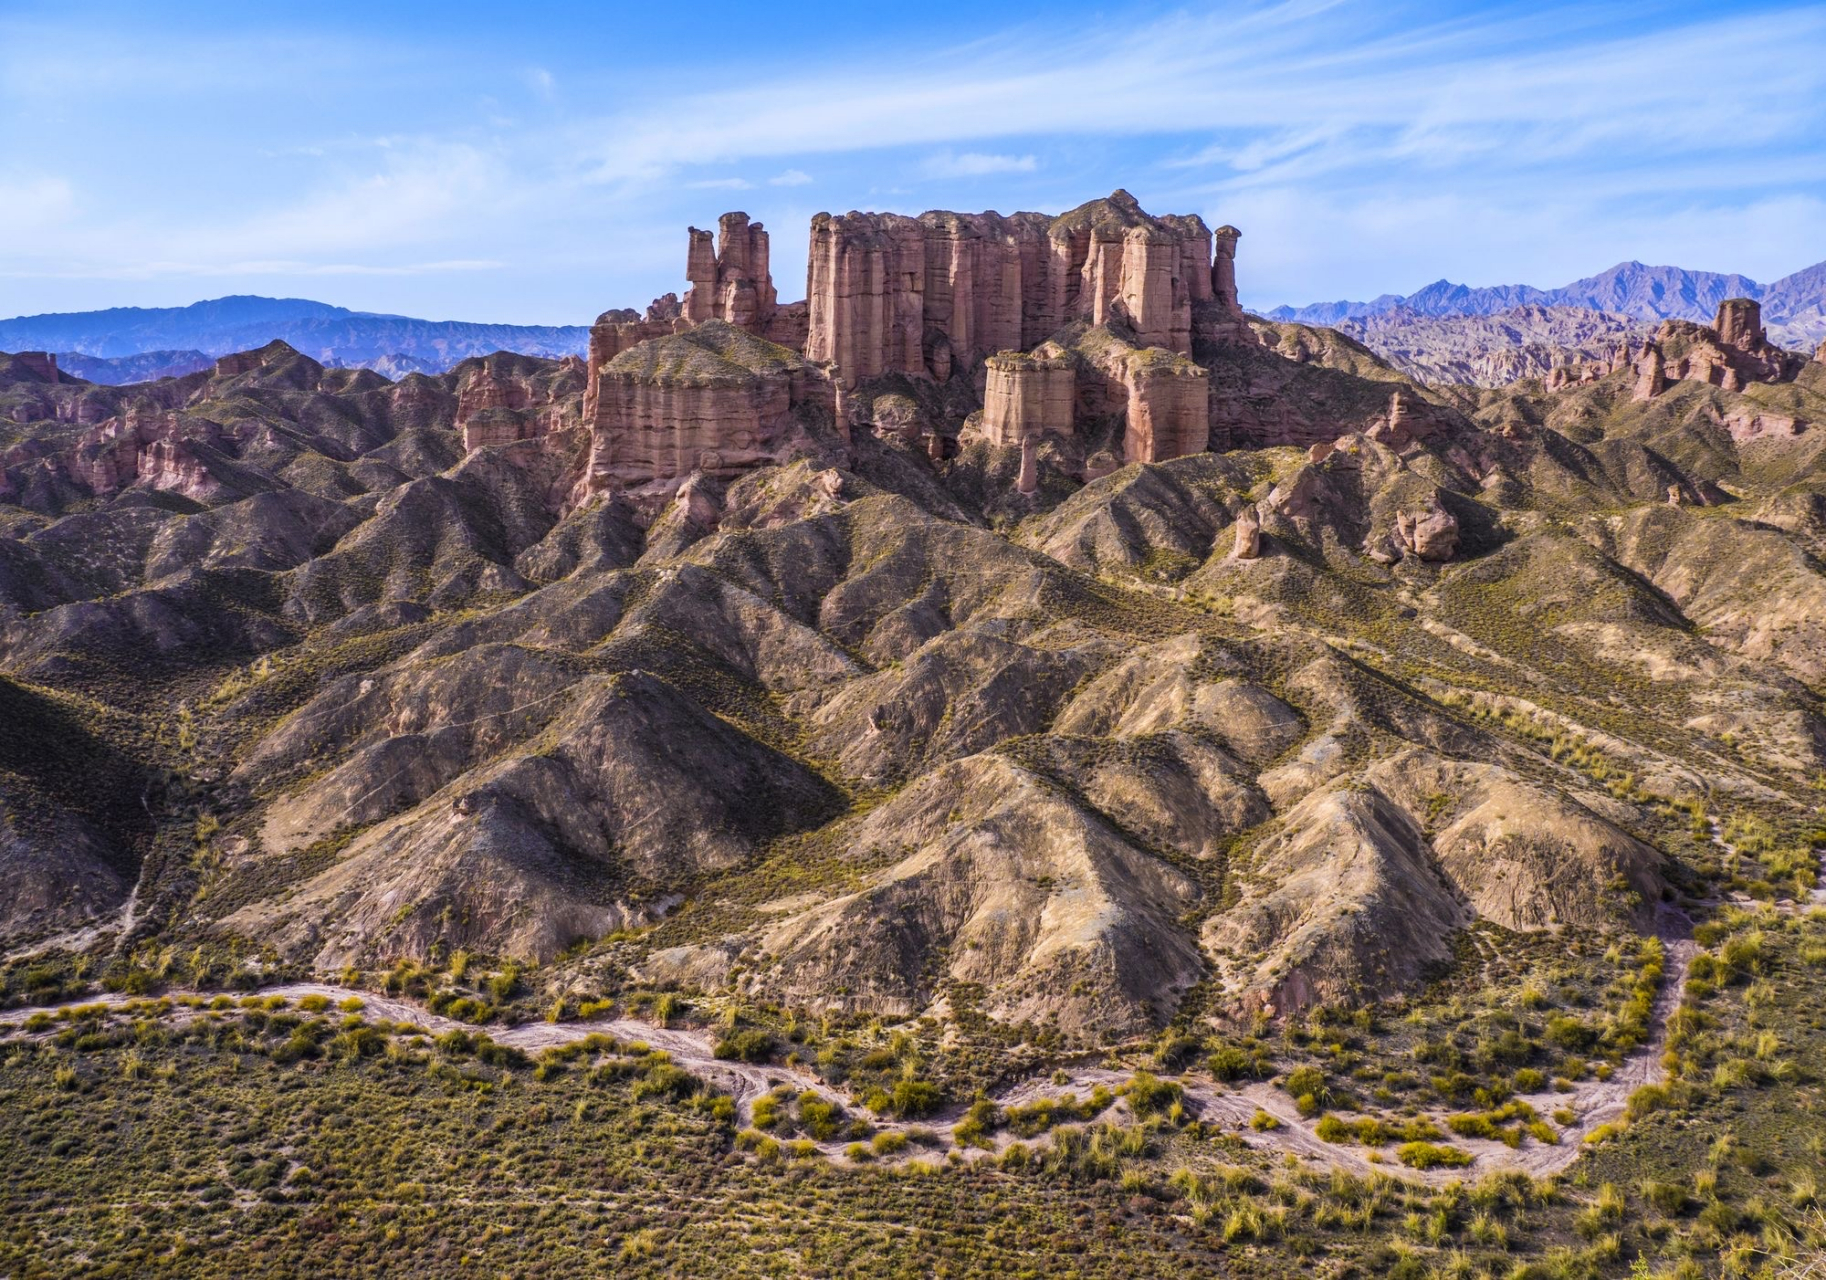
804;191;1251;390
583;320;834;495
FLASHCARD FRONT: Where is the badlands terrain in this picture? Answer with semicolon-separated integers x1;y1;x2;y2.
2;193;1825;1277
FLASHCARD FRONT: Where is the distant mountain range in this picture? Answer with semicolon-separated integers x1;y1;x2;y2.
1269;258;1826;350
0;295;589;381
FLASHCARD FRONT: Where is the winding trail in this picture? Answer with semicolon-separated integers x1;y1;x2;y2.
10;848;1816;1182
0;941;1694;1184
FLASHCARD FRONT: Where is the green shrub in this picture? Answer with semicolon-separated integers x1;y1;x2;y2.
1124;1071;1182;1118
1397;1141;1473;1170
798;1093;844;1140
711;1028;774;1063
890;1078;942;1119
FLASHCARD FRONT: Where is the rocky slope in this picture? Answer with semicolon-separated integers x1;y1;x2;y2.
1331;306;1652;388
3;198;1825;1062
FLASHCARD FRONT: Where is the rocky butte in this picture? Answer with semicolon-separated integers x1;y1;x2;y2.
576;191;1259;506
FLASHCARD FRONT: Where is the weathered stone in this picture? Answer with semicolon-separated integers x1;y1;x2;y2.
1715;297;1766;353
1368;390;1445;450
981;350;1074;448
1121;353;1209;464
454;354;581;452
684;212;778;331
583;320;832;494
1633;344;1666;401
1231;504;1262;559
1394;498;1459;562
804;191;1235;388
1016;434;1039;495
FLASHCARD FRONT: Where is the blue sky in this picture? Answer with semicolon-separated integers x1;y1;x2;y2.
2;1;1822;324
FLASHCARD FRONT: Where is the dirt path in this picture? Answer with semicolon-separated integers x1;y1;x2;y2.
0;932;1698;1185
15;847;1813;1183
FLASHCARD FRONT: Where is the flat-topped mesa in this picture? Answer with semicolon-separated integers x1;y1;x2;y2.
981;350;1074;448
804;191;1251;389
1113;348;1210;464
583;319;834;497
585;214;806;423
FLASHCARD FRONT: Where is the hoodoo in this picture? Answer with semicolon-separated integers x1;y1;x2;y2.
579;191;1260;496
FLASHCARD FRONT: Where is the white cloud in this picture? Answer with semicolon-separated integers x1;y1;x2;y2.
920;151;1039;179
526;67;556;101
768;169;813;187
0;174;76;235
686;177;754;191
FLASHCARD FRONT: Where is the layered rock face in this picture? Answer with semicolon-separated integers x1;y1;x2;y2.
1118;351;1210;463
804;191;1247;389
586;193;1254;496
981;351;1074;448
67;403;228;501
11;352;58;383
583;320;832;494
585;214;803;425
1715;297;1765;351
454;353;585;452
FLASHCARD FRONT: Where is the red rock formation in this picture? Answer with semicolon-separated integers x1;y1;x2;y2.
684;213;779;331
1636;300;1801;395
1394;497;1459;562
803;211;930;384
1368;390;1448;450
1016;434;1039;495
585;216;796;423
981;350;1074;448
1231;503;1262;559
1715;297;1765;352
584;320;833;495
1816;338;1826;364
1633;344;1666;401
1120;354;1209;463
804;192;1237;389
65;403;227;499
450;354;586;453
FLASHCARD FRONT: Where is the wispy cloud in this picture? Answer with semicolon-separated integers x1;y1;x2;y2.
920;151;1039;178
0;1;1820;321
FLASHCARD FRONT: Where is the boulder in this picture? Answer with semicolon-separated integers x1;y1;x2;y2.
1230;503;1262;559
1394;497;1459;561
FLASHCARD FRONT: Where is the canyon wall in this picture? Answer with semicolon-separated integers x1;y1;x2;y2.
804;191;1247;389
